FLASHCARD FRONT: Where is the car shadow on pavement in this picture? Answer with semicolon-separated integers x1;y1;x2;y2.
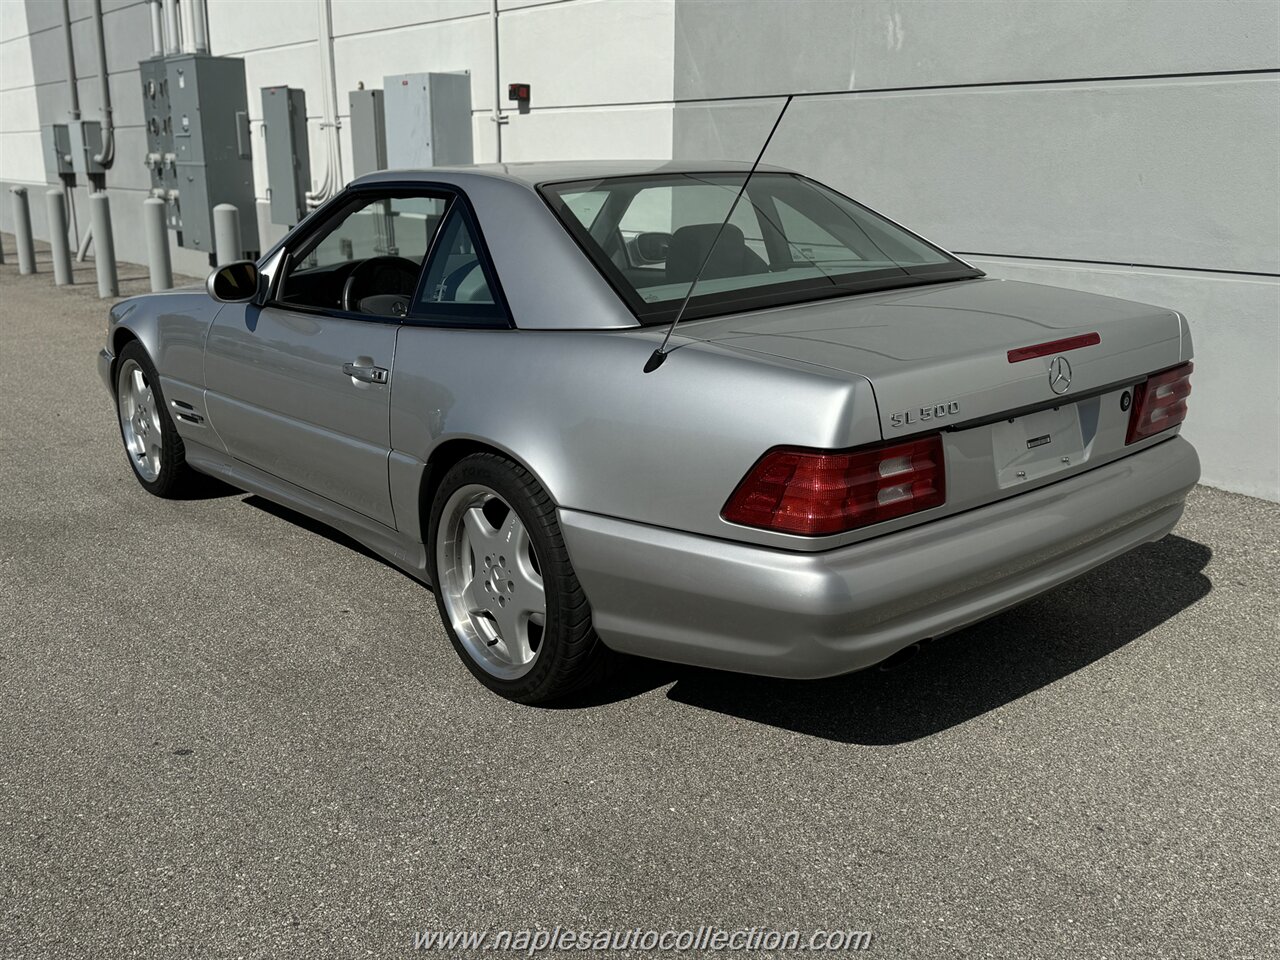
658;534;1213;745
242;495;403;571
170;473;242;501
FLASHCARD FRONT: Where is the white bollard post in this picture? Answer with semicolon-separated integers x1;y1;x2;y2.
11;186;36;274
143;197;172;291
213;203;242;266
89;192;119;298
46;188;74;285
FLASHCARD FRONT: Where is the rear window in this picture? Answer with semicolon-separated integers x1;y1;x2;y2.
541;172;980;324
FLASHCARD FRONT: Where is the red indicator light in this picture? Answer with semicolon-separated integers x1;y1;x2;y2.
1007;332;1101;363
722;435;946;536
1126;362;1192;444
508;83;530;102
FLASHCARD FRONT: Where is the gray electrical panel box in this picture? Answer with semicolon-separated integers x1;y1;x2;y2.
43;123;73;179
262;85;310;226
140;56;176;204
67;119;106;178
349;88;386;178
137;52;257;255
383;72;473;169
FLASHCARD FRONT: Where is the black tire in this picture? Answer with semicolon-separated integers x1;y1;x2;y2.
114;340;196;498
427;452;614;704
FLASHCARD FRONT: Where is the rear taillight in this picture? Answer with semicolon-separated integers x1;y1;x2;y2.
1126;362;1192;445
721;435;946;536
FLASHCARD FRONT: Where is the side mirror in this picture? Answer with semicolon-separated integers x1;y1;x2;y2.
206;260;260;303
634;231;672;264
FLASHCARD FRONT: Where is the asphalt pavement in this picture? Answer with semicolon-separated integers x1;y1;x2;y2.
1;239;1276;959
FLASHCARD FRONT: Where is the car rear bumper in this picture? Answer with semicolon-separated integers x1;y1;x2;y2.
559;435;1200;679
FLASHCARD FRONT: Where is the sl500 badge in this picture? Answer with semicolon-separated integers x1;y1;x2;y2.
890;400;960;428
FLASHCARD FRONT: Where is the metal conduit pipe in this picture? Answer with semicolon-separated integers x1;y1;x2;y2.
178;0;194;53
162;0;181;56
148;0;164;57
66;185;80;252
90;0;114;167
490;0;506;162
77;221;94;262
305;0;342;208
60;0;80;120
190;0;209;54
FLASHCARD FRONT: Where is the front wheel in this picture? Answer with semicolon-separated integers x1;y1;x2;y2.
114;341;195;497
428;453;613;703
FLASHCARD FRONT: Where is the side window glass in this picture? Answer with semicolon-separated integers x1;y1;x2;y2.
413;207;507;325
279;194;448;317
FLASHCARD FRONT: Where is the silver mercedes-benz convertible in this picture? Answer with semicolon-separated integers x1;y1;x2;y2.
99;160;1199;703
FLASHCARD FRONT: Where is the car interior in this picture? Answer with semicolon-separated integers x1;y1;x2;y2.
549;173;962;315
276;194;497;320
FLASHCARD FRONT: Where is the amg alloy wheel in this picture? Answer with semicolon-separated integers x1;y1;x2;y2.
427;453;614;703
113;341;194;497
436;484;547;681
117;357;162;483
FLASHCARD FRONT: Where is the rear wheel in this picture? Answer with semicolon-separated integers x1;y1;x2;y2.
114;341;195;497
428;453;613;703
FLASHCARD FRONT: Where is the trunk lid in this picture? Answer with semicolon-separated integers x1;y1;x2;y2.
686;277;1187;526
686;278;1183;437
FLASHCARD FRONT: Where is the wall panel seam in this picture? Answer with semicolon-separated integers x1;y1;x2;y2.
960;253;1280;279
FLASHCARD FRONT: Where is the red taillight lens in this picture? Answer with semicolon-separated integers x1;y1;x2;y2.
1126;362;1192;444
721;435;946;535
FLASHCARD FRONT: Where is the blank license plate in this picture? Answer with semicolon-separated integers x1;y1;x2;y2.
992;405;1086;488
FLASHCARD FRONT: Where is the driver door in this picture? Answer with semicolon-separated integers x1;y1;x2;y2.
204;190;448;528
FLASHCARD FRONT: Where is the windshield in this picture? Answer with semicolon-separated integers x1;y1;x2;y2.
541;172;981;325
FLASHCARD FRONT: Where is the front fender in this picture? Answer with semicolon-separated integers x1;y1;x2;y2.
104;288;224;446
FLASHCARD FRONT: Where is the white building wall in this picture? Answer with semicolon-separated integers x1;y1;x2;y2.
671;0;1280;501
207;0;673;216
0;0;218;277
0;1;42;186
1;0;1275;498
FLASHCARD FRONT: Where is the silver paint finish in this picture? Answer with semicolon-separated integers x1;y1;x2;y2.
98;162;1203;679
387;325;883;549
684;277;1184;437
203;304;399;528
560;436;1200;678
103;288;225;453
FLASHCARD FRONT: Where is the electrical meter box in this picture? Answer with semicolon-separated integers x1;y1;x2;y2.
67;119;106;178
140;56;177;203
349;88;386;178
383;72;473;169
261;85;310;226
160;53;257;254
43;123;73;180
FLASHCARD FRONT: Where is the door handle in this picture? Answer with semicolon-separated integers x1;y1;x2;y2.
342;361;388;384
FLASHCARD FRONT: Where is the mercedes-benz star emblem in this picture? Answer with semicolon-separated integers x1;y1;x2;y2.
1048;355;1073;395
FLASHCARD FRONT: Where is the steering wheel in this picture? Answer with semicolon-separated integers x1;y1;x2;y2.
341;256;421;314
